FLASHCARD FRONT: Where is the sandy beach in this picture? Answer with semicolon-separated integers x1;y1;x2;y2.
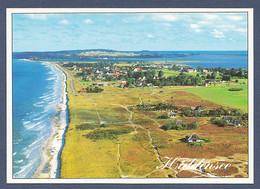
32;62;68;178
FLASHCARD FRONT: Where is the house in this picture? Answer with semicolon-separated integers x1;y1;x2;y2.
201;83;207;87
142;103;151;108
187;68;197;73
203;69;213;74
79;88;86;93
232;120;242;127
103;82;108;87
133;68;141;72
120;83;126;88
186;133;201;143
222;115;233;122
93;82;104;87
168;112;177;118
195;106;203;112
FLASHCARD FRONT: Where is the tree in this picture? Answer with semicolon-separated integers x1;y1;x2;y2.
127;69;133;78
218;119;227;127
211;72;217;79
222;75;231;81
239;70;245;77
161;121;175;130
158;70;164;78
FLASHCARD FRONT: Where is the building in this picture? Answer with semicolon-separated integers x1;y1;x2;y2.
195;106;203;112
142;103;151;108
232;120;242;127
222;115;233;122
187;69;197;73
168;112;177;118
201;83;207;87
93;82;108;87
79;88;86;93
186;133;201;143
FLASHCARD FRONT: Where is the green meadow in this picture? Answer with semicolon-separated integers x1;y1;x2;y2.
184;85;248;112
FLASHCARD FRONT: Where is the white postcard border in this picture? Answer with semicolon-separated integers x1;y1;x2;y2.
6;8;254;184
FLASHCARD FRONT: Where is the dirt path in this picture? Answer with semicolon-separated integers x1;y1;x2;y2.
112;103;164;177
59;66;77;95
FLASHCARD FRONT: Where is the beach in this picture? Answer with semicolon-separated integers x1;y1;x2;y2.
32;62;68;178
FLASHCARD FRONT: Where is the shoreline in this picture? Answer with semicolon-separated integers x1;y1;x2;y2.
32;61;68;178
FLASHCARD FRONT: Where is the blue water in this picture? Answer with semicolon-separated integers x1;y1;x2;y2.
13;59;63;178
106;51;248;69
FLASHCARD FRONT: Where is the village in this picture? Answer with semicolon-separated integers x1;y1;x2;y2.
60;61;247;90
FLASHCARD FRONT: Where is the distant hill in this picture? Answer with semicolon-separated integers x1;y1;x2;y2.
13;49;164;60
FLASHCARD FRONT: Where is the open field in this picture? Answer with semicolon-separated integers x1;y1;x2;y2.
184;85;248;112
59;66;248;178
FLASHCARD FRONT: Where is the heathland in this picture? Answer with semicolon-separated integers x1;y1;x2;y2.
52;59;249;178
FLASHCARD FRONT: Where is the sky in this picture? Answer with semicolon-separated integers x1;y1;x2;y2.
13;13;247;52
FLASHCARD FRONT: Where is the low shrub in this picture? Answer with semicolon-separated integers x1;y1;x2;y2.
157;145;169;149
228;88;243;91
76;124;98;130
84;127;133;141
161;121;199;131
188;142;204;148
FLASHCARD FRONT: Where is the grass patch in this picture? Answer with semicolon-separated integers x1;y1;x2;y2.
184;85;248;112
76;123;98;130
84;127;134;141
157;145;169;149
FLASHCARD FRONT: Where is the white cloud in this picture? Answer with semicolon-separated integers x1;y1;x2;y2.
211;29;226;38
146;34;153;38
153;14;177;22
235;28;247;33
122;15;145;23
226;16;243;21
194;28;202;33
84;19;93;24
27;14;48;20
164;23;172;27
203;14;220;20
190;24;199;29
190;24;201;33
198;21;210;25
216;25;235;29
59;20;70;25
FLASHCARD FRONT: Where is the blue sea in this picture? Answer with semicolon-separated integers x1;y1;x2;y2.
110;51;248;69
12;59;64;178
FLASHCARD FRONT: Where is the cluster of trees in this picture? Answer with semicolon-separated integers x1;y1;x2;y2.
210;117;228;127
161;121;199;131
124;70;204;87
158;114;169;119
153;103;178;111
228;88;243;91
137;102;178;111
84;127;133;141
80;86;104;93
197;67;248;77
180;107;245;117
